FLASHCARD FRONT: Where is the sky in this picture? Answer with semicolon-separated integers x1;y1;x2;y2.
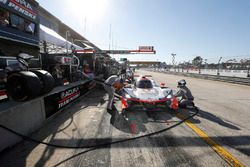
38;0;250;63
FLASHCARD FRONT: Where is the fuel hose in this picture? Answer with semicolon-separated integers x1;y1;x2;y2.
0;77;199;149
0;107;199;149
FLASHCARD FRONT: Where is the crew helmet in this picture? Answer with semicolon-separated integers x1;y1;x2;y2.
178;79;186;87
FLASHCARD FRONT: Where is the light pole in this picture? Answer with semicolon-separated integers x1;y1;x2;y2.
199;64;201;74
198;59;202;74
204;59;207;69
177;62;180;72
171;53;176;72
109;24;112;51
182;61;184;72
187;60;191;73
66;30;70;55
247;59;250;77
217;57;222;76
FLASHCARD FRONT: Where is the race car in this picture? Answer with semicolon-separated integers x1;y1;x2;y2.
120;75;179;113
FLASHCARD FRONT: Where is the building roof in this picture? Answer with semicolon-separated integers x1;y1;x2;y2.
38;6;100;51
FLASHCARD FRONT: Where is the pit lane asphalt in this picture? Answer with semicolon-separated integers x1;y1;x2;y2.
0;70;249;166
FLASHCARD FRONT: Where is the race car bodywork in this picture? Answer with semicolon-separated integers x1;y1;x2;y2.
120;75;178;113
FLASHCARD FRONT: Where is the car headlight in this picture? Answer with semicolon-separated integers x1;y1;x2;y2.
125;94;131;98
167;94;172;98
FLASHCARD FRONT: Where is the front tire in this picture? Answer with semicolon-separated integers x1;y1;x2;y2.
32;70;55;94
7;71;42;101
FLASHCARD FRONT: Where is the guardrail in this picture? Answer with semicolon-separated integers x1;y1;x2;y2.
147;69;250;86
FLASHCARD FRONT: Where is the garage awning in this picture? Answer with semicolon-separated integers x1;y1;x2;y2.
39;24;84;50
0;27;39;47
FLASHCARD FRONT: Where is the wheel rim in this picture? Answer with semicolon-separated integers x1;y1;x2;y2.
8;76;28;101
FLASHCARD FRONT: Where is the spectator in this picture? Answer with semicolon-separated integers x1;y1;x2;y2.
0;9;9;26
25;21;35;34
83;64;94;79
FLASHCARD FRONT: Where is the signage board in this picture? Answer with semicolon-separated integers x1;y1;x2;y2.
0;0;39;23
75;48;156;55
44;81;91;118
97;50;131;54
139;46;154;52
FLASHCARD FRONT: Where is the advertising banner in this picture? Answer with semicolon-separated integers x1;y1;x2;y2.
44;81;91;118
0;0;39;23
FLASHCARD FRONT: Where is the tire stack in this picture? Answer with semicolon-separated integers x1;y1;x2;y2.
6;70;55;101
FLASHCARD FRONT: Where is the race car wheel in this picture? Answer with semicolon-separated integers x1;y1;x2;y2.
179;103;187;108
32;70;55;94
169;108;178;114
7;71;42;101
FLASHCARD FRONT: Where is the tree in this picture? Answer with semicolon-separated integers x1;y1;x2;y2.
240;58;250;64
192;56;203;67
226;59;237;64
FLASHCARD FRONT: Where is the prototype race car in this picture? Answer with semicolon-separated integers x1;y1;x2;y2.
120;75;179;113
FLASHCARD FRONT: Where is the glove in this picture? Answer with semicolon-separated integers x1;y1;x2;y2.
113;82;124;90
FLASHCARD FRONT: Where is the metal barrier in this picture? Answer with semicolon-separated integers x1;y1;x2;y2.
147;69;250;86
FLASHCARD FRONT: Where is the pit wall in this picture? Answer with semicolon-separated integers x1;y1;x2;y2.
0;97;45;151
0;80;92;152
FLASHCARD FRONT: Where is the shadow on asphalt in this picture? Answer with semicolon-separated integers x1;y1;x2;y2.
109;105;178;134
110;109;131;133
50;134;250;167
198;109;240;130
0;88;108;167
179;107;240;130
1;92;249;167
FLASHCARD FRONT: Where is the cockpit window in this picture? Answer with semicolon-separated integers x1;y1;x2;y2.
136;79;153;89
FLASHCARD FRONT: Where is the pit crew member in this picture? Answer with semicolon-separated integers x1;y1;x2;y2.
174;79;194;107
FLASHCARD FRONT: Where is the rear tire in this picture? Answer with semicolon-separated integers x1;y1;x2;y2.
32;70;55;94
7;71;42;101
169;108;179;114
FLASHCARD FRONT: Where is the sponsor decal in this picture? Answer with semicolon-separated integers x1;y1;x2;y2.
14;0;33;10
44;81;91;118
58;87;80;109
138;46;154;52
0;0;37;20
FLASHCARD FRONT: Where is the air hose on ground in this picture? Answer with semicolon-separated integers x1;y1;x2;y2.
0;77;199;149
0;107;199;149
